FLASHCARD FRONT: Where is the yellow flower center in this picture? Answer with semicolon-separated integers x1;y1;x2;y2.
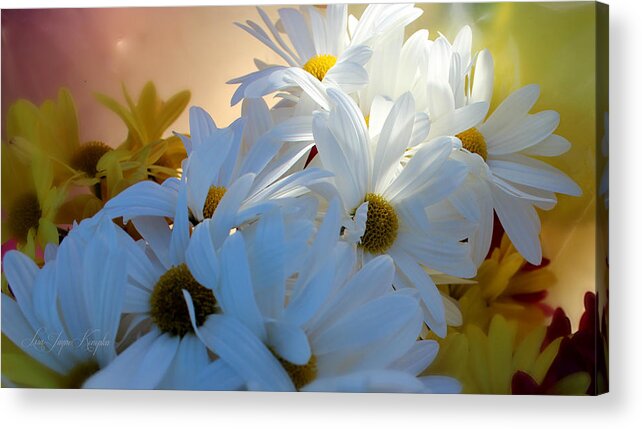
274;352;318;390
149;264;217;337
65;359;100;388
202;186;227;219
70;141;112;177
456;127;488;161
302;54;337;81
7;192;41;242
359;193;399;254
364;115;370;128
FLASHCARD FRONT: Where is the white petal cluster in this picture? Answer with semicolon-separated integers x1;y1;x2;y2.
2;3;579;393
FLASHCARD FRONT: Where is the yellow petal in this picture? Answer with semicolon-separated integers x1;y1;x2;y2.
513;326;546;373
155;89;190;139
488;315;517;394
95;92;145;147
550;372;591;395
532;337;562;384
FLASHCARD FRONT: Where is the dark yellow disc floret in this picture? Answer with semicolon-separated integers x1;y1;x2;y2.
202;186;227;219
274;352;318;390
456;127;488;161
302;54;337;81
150;264;216;337
70;141;112;177
8;192;41;242
359;193;399;254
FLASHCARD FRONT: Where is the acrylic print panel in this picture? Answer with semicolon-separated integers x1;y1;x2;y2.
0;2;608;394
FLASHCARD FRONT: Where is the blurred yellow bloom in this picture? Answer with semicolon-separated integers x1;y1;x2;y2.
4;87;117;190
4;88;109;225
3;83;190;234
445;234;556;337
1;143;66;256
425;314;589;394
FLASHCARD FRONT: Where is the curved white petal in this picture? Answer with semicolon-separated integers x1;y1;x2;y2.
216;232;266;341
470;48;494;105
303;370;424;393
372;92;416;194
103;180;177;221
187;311;293;392
420;375;462;393
84;331;179;389
521;134;572;157
390;249;447;337
488;154;582;196
185;221;219;290
388;340;439;375
491;185;542;265
266;320;311;366
480;84;540;138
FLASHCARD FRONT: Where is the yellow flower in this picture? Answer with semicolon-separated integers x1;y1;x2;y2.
95;82;190;198
4;87;119;189
446;234;556;336
1;142;66;256
4;88;111;223
425;314;590;394
3;83;189;245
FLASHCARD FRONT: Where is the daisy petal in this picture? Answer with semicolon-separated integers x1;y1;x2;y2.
185;221;219;290
324;61;369;94
84;331;179;389
480;84;540;137
491;186;542;265
487;110;560;155
388;340;439;375
278;8;316;61
470;49;494;105
522;134;572;157
420;375;462;393
428;101;489;138
390;249;447;337
303;370;425;393
2;250;39;328
488;154;582;196
372;92;415;193
217;232;266;341
266;320;311;365
190;313;293;391
104;180;177;221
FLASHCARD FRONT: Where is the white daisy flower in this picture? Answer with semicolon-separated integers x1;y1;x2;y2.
1;216;126;388
449;83;582;266
84;203;245;390
229;4;422;106
184;200;458;392
104;105;328;248
398;26;581;266
310;88;475;337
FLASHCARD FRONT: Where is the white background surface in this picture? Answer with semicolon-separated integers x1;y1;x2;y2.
0;0;639;427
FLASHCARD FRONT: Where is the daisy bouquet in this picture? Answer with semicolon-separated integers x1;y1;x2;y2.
1;3;606;394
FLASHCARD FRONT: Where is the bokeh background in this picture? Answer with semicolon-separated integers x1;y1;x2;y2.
1;2;603;327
